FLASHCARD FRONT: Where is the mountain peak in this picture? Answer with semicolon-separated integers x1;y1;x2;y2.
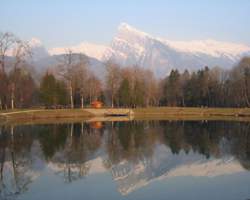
29;37;42;47
118;22;133;30
117;22;150;38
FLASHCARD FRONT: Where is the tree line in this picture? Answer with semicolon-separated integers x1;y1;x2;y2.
1;31;250;109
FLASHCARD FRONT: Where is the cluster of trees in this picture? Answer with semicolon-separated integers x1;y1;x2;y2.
162;57;250;107
106;62;159;107
1;31;250;109
43;50;103;108
0;32;36;109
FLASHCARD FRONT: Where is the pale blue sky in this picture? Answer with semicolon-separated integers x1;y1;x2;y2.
1;0;250;48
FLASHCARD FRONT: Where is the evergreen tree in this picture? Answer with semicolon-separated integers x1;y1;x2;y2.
133;80;145;107
118;78;131;107
40;73;68;106
164;69;181;106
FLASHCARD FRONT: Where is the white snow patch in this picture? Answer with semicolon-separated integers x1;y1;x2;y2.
49;42;107;60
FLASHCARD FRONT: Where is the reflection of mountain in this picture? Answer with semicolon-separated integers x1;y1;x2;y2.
47;142;246;196
110;144;244;195
1;121;250;199
47;157;106;177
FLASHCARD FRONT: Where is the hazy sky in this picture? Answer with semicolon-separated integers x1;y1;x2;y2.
1;0;250;48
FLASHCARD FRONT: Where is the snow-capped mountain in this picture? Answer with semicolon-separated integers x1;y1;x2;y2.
103;23;250;77
30;23;250;78
28;38;49;61
49;42;107;60
24;38;106;79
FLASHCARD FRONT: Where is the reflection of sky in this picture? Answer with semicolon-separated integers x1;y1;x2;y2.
18;166;250;200
2;121;250;200
16;143;250;200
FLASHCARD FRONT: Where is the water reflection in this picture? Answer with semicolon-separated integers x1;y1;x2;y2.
0;120;250;199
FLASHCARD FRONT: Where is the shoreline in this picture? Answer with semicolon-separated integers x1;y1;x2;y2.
1;107;250;125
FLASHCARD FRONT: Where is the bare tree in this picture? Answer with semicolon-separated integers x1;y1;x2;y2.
105;61;121;107
77;55;90;108
87;72;102;103
9;40;32;109
0;32;16;73
143;69;160;106
0;32;16;109
58;49;78;108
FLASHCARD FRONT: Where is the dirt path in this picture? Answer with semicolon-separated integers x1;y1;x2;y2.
0;110;44;116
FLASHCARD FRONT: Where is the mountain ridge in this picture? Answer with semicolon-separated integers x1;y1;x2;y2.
29;23;250;77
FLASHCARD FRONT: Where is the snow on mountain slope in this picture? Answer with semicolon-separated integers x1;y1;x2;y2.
103;23;250;77
49;42;107;60
27;23;250;78
29;37;43;47
102;23;149;65
28;38;49;61
163;39;250;59
111;144;245;195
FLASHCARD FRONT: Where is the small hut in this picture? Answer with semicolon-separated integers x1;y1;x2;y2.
91;100;103;108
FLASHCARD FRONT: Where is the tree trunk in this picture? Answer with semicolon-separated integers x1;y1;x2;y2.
89;92;92;104
11;90;15;110
70;123;73;138
81;122;84;135
69;82;74;109
0;132;5;181
10;126;18;188
244;91;250;107
0;98;2;110
182;97;185;107
111;93;114;108
81;96;84;109
11;83;15;109
244;77;250;107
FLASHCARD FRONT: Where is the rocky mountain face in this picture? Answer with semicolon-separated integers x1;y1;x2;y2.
102;23;250;77
30;23;250;78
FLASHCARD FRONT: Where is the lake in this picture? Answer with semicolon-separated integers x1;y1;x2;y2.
0;120;250;200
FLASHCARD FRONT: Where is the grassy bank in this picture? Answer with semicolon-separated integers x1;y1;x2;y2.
133;107;250;117
1;107;250;125
0;109;93;123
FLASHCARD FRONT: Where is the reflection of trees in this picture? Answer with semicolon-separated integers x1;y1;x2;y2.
103;120;250;195
159;121;250;162
161;121;186;154
0;122;105;199
104;121;158;170
47;123;103;183
227;122;250;170
0;125;36;200
38;124;68;160
104;120;250;172
0;120;250;198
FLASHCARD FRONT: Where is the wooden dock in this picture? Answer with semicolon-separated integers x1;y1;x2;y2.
84;108;134;117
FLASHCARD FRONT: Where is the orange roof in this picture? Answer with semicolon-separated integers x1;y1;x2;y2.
91;100;103;108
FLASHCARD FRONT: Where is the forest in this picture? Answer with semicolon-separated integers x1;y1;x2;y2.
1;31;250;109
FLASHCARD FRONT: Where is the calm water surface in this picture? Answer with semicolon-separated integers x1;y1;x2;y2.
0;120;250;200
